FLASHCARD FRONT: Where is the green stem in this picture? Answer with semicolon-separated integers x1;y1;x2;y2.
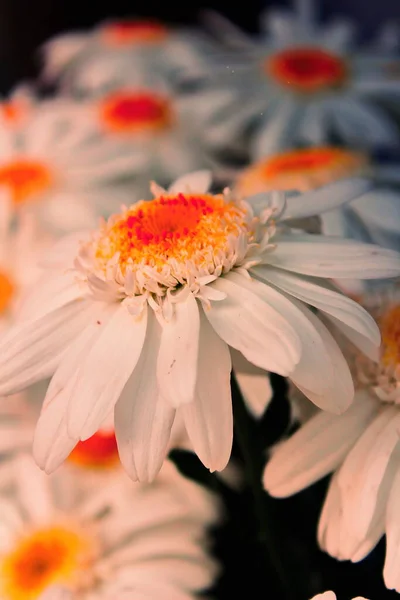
232;373;293;600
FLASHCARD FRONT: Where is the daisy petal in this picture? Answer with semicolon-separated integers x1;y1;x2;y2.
384;465;400;592
67;302;148;439
182;308;232;472
263;390;378;497
168;171;212;195
115;313;175;482
231;350;272;417
15;455;53;525
206;272;301;375
157;294;200;407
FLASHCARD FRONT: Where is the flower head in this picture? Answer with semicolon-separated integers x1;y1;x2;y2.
0;171;399;482
264;285;400;593
203;2;400;157
0;454;219;599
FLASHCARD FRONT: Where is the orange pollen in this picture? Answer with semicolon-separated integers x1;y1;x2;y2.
0;526;95;600
0;271;15;314
101;19;168;46
236;147;367;195
266;47;347;92
99;91;172;134
0;159;52;205
68;431;119;469
380;305;400;370
96;193;247;273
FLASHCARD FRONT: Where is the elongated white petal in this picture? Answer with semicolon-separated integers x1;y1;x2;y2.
253;266;380;356
337;407;400;544
231;349;272;417
115;313;175;482
324;314;379;362
264;390;378;497
182;308;232;471
15;456;53;525
157;295;200;407
168;170;212;195
384;463;400;592
0;299;92;395
67;302;148;439
269;234;400;279
281;178;371;221
205;273;301;375
252;96;302;158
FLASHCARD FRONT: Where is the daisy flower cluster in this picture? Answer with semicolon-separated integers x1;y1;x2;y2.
0;0;399;598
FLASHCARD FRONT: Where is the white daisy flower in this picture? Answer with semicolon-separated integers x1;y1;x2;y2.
41;17;219;97
264;287;400;593
236;146;400;294
0;171;398;482
0;453;219;600
73;84;236;197
203;0;400;158
0;100;138;234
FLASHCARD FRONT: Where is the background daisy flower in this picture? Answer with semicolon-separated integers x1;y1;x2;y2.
0;454;219;600
0;171;398;482
0;99;139;234
201;0;400;159
41;17;220;98
263;286;400;593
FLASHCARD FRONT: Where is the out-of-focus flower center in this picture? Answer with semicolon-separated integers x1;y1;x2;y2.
236;147;367;194
0;525;96;600
0;159;53;204
0;101;26;125
92;192;250;294
0;271;15;314
99;91;172;134
380;305;400;372
101;20;168;46
68;430;119;469
266;47;347;92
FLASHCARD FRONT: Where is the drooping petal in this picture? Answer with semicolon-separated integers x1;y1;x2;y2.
157;294;200;407
205;272;301;375
181;308;232;472
384;463;400;592
115;312;175;482
15;455;53;525
168;170;212;195
67;301;148;439
231;349;272;417
264;390;378;497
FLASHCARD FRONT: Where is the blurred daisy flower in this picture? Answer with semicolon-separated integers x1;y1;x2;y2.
264;286;400;593
77;84;237;197
0;454;219;600
0;100;138;234
0;172;399;481
0;84;35;131
236;146;400;293
202;0;400;158
41;17;219;97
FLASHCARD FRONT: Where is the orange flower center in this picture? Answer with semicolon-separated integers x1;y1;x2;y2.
380;305;400;370
99;91;172;135
236;147;367;194
95;193;247;274
67;431;119;469
0;525;95;600
0;101;26;124
101;19;168;46
266;47;347;92
0;159;52;205
0;271;15;314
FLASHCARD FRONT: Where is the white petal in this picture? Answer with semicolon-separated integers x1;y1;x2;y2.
0;497;24;552
168;170;212;195
264;390;378;497
253;266;380;357
0;299;92;395
337;407;400;544
281;178;371;220
384;462;400;591
157;295;200;407
115;313;175;482
269;233;400;279
67;301;148;439
205;273;301;375
181;308;232;472
252;97;302;158
231;349;272;417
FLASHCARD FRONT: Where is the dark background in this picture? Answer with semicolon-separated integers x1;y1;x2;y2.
1;0;400;598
